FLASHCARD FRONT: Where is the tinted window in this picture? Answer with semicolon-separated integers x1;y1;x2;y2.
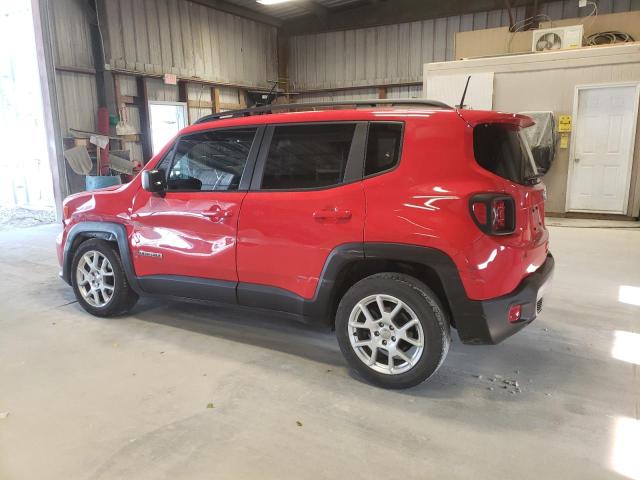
365;123;403;176
261;124;356;190
473;124;537;185
167;128;256;191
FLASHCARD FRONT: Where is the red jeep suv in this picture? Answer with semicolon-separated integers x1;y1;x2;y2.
57;100;553;389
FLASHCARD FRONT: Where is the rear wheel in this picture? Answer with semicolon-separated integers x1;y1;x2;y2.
336;273;450;389
71;239;138;317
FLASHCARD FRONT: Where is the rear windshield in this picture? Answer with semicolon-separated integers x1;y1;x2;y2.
473;123;538;185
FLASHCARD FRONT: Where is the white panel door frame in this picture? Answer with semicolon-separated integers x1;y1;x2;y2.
565;81;640;214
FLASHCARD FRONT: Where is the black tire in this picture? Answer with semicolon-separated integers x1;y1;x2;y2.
336;273;451;389
71;239;138;317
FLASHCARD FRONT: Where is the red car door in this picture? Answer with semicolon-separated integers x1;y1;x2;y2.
237;123;366;300
130;127;262;285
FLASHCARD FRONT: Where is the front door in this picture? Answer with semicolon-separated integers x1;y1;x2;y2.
568;84;639;213
131;126;261;284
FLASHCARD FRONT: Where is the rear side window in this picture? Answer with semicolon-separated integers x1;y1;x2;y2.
261;124;356;190
167;128;256;191
473;124;538;185
365;123;403;176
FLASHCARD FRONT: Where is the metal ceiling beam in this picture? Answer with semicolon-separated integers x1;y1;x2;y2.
282;0;536;34
189;0;283;26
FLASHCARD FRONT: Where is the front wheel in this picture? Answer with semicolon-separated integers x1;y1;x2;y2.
71;239;138;317
335;273;450;389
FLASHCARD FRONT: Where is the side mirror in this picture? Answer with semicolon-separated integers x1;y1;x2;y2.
141;169;167;193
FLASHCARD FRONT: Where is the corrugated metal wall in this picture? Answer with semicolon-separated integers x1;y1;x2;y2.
114;75;144;164
294;85;423;103
54;72;98;135
539;0;636;18
103;0;278;88
48;0;97;134
290;0;639;96
48;0;640;129
187;83;213;122
49;0;277;154
146;78;180;102
289;7;527;92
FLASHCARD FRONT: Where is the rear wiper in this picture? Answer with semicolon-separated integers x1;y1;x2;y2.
524;173;544;185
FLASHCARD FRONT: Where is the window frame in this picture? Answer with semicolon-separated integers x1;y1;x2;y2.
249;121;368;192
362;121;405;180
158;125;266;193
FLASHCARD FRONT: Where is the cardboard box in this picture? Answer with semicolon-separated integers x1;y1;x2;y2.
455;11;640;60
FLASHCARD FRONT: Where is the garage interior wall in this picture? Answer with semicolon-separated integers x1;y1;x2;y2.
44;0;279;199
49;0;278;134
289;0;640;102
41;0;640;206
48;0;98;136
103;0;277;88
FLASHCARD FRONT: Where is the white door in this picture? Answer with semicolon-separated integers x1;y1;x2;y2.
568;84;639;213
148;102;188;155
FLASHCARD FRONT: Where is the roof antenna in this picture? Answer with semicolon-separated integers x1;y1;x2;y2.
456;75;471;109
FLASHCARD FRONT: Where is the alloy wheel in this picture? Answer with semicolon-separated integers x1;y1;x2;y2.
348;294;425;375
75;250;115;308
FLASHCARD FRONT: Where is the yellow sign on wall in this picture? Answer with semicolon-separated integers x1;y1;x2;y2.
560;133;569;149
558;115;572;132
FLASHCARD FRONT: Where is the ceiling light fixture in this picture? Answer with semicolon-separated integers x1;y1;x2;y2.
257;0;292;5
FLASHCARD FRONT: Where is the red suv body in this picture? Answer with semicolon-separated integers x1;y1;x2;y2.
57;101;554;388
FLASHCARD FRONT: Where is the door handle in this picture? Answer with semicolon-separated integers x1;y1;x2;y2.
574;158;580;162
313;208;352;220
201;209;233;221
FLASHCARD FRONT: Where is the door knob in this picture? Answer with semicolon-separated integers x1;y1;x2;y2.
201;209;233;221
574;158;580;162
313;208;352;220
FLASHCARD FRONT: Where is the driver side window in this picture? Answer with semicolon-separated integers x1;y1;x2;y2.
167;128;257;192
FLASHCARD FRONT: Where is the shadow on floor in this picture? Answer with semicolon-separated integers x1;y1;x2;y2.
96;296;586;402
127;297;345;368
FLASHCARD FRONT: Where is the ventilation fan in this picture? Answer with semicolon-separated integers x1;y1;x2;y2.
531;25;583;52
536;32;563;51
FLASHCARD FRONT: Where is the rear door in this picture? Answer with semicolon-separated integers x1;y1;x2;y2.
130;127;262;284
237;122;367;301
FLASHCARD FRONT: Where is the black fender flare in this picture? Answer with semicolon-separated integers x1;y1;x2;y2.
361;243;487;343
61;221;142;295
301;242;488;343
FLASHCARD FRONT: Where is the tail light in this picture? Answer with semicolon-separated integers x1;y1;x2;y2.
469;194;516;235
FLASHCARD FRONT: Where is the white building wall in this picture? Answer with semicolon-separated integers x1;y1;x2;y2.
423;44;640;216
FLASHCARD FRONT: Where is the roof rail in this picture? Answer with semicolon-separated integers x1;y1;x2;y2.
194;99;451;124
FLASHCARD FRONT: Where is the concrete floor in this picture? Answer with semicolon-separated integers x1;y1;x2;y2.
0;223;638;480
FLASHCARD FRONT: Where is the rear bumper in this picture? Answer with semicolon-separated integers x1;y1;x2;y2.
455;254;554;345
